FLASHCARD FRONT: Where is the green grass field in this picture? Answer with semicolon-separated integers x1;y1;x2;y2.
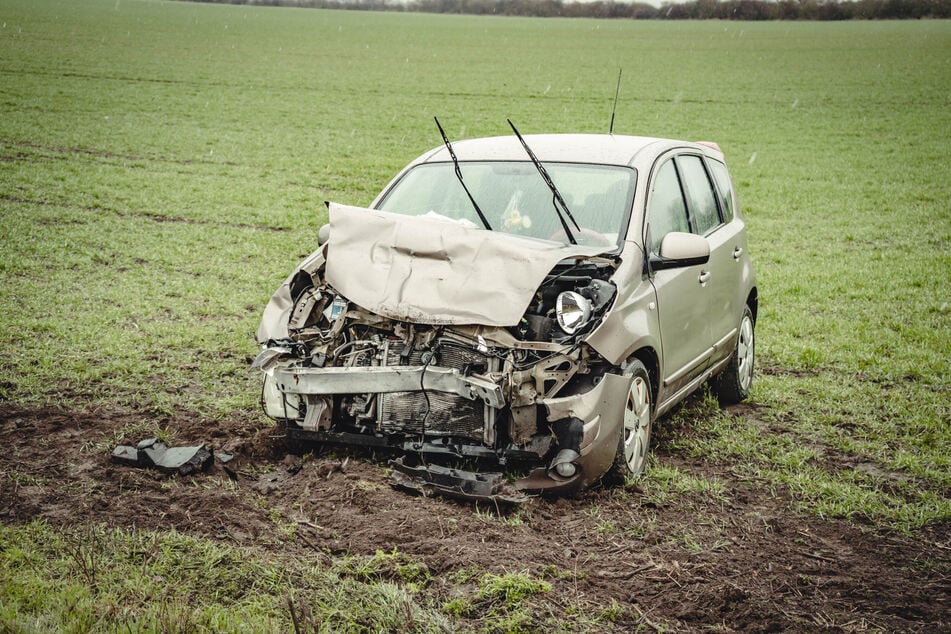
1;0;949;630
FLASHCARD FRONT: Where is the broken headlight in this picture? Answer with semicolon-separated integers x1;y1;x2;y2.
262;370;302;419
556;291;592;334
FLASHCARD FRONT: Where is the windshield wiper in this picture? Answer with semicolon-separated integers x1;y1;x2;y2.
434;117;492;231
507;119;580;245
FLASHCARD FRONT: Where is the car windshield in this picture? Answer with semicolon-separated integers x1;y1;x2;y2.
376;161;637;247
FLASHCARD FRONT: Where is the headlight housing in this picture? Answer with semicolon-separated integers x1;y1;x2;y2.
262;370;302;419
555;291;592;334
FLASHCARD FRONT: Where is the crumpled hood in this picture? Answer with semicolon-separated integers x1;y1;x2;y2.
325;203;608;327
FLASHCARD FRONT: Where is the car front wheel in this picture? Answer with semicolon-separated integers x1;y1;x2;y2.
608;359;653;481
712;305;755;405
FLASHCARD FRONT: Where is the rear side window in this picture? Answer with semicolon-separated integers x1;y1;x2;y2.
677;155;721;236
647;160;689;253
707;159;735;223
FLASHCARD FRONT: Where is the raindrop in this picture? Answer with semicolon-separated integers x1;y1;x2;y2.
209;149;214;156
748;152;758;165
544;84;551;95
791;99;799;108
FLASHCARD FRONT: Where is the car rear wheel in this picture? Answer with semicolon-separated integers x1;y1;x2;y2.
608;359;653;481
712;305;755;405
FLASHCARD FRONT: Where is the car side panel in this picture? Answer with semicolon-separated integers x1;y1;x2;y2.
586;245;662;368
703;219;746;364
651;263;715;396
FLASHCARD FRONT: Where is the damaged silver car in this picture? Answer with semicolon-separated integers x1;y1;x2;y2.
254;124;757;496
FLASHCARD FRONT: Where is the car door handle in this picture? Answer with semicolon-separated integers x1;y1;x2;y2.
698;271;711;285
733;247;743;260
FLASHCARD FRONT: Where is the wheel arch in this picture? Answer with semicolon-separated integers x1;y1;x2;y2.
627;346;659;413
747;287;759;324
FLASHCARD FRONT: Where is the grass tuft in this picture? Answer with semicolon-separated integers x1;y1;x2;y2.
0;521;452;633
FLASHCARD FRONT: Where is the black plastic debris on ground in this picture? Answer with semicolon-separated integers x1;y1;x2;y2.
111;438;213;475
389;457;527;505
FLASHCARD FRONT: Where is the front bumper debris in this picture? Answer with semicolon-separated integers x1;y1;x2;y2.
268;361;631;495
272;365;504;408
111;438;214;476
389;457;528;505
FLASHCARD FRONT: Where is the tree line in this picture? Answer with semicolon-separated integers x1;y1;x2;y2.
186;0;951;19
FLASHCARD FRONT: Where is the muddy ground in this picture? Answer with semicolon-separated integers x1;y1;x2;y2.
1;404;947;632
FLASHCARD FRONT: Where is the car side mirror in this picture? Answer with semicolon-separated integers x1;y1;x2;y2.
650;232;710;271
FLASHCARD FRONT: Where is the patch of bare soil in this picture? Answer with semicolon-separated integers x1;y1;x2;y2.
1;404;947;632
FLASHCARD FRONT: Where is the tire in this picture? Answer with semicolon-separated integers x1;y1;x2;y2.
712;305;755;405
608;359;653;481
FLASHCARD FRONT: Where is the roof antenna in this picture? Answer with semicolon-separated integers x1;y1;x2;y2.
609;68;622;135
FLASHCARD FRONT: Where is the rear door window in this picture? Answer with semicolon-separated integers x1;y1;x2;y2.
677;155;722;236
707;159;735;223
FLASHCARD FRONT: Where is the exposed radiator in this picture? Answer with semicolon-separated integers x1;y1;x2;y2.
377;340;489;439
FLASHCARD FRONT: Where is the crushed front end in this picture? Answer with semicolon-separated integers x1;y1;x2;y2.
254;205;633;494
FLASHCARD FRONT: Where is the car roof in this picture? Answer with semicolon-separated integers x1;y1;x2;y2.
415;134;723;168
